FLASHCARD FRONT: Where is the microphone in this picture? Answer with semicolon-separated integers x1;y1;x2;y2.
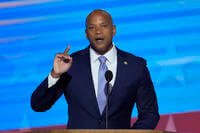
104;70;113;129
105;70;113;82
105;70;113;96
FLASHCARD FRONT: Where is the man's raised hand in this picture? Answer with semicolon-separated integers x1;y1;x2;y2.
51;45;73;78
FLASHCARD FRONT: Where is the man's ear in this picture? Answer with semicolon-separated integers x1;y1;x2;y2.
112;25;116;36
85;29;89;39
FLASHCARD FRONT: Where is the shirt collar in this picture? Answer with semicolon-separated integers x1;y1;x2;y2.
90;44;117;64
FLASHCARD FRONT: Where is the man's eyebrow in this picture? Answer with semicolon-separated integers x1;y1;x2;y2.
101;22;109;24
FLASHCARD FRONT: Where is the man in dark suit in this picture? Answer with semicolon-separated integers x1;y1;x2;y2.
31;9;159;129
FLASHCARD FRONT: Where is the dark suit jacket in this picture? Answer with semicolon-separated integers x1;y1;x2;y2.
31;47;159;129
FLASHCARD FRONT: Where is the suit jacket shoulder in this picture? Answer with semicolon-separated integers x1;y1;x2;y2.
117;48;147;66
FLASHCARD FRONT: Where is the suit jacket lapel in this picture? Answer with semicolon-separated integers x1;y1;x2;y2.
108;49;129;115
79;47;101;118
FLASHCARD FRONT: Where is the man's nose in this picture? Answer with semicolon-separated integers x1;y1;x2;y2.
95;27;102;34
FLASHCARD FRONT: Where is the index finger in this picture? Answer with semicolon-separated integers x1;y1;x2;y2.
64;45;70;55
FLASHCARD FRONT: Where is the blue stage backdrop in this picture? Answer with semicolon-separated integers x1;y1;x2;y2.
0;0;200;130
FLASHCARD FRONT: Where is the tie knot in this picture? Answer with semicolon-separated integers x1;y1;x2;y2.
98;56;107;64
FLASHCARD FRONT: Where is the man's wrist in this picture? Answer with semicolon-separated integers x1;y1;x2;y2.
51;69;61;78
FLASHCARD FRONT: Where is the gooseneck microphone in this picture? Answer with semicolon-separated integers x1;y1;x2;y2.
105;70;113;82
104;70;113;129
105;70;113;96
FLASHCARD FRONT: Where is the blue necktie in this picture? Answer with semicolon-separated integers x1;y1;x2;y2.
97;56;108;114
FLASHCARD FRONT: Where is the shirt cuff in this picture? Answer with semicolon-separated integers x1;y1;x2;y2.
48;73;60;88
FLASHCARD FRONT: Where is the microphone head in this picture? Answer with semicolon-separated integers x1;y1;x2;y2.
105;70;113;82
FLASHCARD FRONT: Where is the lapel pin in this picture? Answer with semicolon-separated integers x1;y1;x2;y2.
124;61;128;65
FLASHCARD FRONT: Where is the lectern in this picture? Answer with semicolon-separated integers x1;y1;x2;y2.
29;129;174;133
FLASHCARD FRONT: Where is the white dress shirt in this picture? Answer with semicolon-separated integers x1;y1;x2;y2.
48;45;117;97
90;45;117;97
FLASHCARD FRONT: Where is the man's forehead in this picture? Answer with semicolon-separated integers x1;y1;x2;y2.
86;10;113;25
88;12;110;20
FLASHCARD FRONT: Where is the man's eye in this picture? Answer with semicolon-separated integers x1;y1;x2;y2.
88;26;94;29
102;24;108;27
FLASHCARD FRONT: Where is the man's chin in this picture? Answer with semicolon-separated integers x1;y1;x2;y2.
91;43;112;54
95;48;109;55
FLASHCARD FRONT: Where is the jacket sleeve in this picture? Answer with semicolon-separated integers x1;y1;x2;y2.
132;64;160;129
31;72;71;112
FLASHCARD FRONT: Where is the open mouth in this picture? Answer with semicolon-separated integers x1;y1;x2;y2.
95;37;104;42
